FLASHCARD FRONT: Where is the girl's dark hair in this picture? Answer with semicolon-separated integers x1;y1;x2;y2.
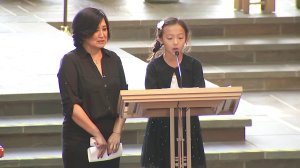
72;7;110;48
147;17;191;61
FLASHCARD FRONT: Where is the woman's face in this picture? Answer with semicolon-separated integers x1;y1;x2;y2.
85;19;108;49
161;23;186;57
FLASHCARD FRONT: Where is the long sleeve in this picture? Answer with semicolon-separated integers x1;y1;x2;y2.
145;62;159;89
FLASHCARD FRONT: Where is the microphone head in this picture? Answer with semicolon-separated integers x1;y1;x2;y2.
175;51;179;57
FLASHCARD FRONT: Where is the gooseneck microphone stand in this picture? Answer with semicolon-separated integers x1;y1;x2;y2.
175;51;182;88
174;51;186;167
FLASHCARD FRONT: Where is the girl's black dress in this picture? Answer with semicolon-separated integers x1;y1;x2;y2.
57;47;127;168
141;54;207;168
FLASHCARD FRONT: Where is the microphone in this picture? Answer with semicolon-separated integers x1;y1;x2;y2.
175;51;179;57
175;51;182;88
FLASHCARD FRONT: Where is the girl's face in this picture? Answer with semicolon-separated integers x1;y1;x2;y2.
85;19;108;49
161;23;186;57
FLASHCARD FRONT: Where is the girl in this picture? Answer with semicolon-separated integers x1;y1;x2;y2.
141;17;207;168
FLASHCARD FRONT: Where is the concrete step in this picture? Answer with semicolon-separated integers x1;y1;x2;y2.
204;63;300;91
107;35;300;65
157;19;298;39
49;16;300;41
1;144;300;168
0;114;252;148
0;93;62;116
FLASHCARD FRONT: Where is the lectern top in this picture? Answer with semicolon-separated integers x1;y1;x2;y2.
118;87;242;118
120;87;242;96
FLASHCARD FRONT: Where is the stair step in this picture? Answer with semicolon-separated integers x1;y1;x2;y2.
108;35;300;65
204;63;300;91
204;63;300;76
0;115;251;134
0;114;62;134
0;93;62;116
0;114;251;148
1;144;300;168
50;16;300;41
109;35;300;51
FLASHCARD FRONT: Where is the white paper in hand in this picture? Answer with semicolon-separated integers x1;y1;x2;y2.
87;137;123;162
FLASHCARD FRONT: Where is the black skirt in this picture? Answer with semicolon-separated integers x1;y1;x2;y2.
141;116;207;168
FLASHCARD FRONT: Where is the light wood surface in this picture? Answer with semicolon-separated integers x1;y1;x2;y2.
118;87;243;118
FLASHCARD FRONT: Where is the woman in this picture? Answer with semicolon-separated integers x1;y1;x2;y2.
57;7;127;168
141;17;207;168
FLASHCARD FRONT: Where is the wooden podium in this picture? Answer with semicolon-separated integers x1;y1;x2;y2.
118;87;242;168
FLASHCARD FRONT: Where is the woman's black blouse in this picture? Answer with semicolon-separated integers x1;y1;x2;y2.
57;47;128;121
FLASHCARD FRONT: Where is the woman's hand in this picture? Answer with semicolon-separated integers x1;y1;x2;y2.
71;104;108;158
94;134;107;158
107;132;121;155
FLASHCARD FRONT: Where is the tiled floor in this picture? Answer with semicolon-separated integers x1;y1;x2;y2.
241;91;300;151
1;0;300;163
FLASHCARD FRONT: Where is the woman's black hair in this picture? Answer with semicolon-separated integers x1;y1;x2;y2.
72;7;110;48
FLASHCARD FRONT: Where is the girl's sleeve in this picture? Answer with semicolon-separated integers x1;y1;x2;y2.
145;62;158;89
192;60;206;88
